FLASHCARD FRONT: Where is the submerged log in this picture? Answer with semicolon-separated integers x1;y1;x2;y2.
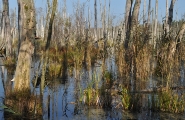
132;86;185;94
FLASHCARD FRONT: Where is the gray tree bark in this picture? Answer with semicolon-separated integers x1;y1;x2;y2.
176;22;185;43
168;0;176;28
165;0;176;34
128;0;141;92
14;0;36;91
41;0;58;94
165;0;169;34
124;0;133;48
143;0;146;25
0;0;12;56
153;0;158;48
129;0;141;44
94;0;97;41
147;0;151;25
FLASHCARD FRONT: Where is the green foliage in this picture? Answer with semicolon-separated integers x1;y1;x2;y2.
104;71;113;84
158;90;185;113
120;86;130;110
80;73;101;106
68;47;84;66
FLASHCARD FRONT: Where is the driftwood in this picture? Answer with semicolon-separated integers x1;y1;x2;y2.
131;86;185;94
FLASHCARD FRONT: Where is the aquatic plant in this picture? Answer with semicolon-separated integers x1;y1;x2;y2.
0;103;16;114
68;47;84;69
120;85;130;110
82;80;101;106
4;57;16;67
104;70;113;85
79;73;102;106
158;90;185;113
48;62;61;77
5;88;42;118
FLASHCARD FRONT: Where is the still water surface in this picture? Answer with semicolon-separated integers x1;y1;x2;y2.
0;55;185;120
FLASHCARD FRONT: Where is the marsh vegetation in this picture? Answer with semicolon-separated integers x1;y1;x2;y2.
0;0;185;119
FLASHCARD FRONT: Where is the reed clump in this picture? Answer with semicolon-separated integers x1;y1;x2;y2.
158;90;185;113
5;88;42;119
120;85;130;110
4;57;16;67
48;62;61;77
80;80;101;106
104;70;113;86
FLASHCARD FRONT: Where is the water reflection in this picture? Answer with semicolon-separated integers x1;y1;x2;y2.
0;54;185;120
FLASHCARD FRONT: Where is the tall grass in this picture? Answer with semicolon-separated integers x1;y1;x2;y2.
5;88;42;118
158;90;185;113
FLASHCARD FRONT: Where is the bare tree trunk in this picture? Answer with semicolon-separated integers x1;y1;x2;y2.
130;0;141;92
147;0;151;25
107;0;110;41
41;0;58;94
17;0;23;53
124;0;133;48
153;0;158;48
165;0;169;34
45;0;58;50
12;8;16;45
14;0;36;91
143;0;146;25
0;0;12;56
176;22;185;43
129;0;141;43
164;0;176;35
103;0;106;39
168;0;176;28
94;0;97;41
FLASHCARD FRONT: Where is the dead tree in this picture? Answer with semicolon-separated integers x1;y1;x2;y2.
14;0;36;91
94;0;97;41
164;0;176;34
124;0;133;49
153;0;158;48
0;0;12;56
143;0;146;25
147;0;151;25
41;0;58;94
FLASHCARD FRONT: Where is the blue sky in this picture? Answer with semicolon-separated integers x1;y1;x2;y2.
5;0;185;25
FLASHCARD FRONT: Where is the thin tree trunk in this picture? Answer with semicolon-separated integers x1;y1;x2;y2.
12;8;16;45
103;0;106;39
130;0;141;92
94;0;97;41
147;0;151;25
41;0;58;94
129;0;141;44
124;0;133;48
17;0;23;53
165;0;169;34
154;0;158;48
45;0;58;50
107;0;110;41
143;0;146;25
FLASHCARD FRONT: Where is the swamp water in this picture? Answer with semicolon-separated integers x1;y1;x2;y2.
0;51;185;120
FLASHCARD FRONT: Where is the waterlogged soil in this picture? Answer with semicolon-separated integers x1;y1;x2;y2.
0;55;185;120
